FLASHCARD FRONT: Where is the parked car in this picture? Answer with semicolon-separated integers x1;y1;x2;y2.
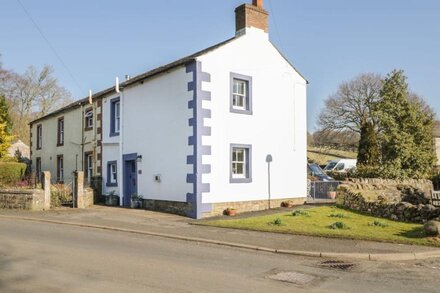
324;159;357;172
307;163;334;181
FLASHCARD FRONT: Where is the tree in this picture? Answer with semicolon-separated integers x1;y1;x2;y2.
318;73;382;134
0;63;72;143
0;95;14;159
0;95;12;134
357;121;379;166
376;70;436;179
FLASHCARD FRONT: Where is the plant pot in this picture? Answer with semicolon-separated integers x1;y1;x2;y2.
105;195;119;206
225;209;237;216
130;200;142;209
327;191;337;200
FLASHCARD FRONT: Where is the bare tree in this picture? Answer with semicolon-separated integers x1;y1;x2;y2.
0;63;72;143
318;73;382;134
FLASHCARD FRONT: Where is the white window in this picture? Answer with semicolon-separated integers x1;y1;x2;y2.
232;79;247;110
111;164;117;184
232;148;247;178
231;145;252;183
85;110;93;129
115;101;120;133
85;153;93;182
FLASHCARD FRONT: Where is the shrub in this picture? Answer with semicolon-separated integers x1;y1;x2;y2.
329;213;349;219
292;209;309;217
273;218;282;226
329;222;349;230
50;184;73;208
368;220;388;228
0;162;27;186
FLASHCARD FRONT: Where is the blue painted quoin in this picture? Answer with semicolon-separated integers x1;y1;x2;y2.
185;61;212;219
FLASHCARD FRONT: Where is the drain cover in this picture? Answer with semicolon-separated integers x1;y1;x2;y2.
268;271;315;285
319;260;355;270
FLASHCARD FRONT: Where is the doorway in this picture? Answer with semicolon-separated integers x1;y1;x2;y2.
123;153;138;207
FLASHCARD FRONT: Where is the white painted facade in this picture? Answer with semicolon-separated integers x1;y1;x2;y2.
198;28;307;204
101;69;193;202
100;26;307;216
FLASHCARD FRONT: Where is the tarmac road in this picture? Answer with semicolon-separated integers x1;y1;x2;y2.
1;219;440;292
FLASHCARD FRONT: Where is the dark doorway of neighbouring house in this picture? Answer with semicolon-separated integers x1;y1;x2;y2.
123;154;137;207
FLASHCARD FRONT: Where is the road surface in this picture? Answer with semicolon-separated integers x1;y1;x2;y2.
0;219;439;292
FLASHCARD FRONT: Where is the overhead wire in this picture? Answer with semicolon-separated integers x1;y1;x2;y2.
16;0;84;94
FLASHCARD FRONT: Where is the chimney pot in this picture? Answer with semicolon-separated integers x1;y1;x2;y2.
252;0;263;8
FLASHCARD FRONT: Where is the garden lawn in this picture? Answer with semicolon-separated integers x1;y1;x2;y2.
201;206;440;247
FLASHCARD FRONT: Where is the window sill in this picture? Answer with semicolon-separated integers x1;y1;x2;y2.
106;182;118;187
56;143;64;147
230;108;253;115
109;132;120;137
85;127;93;132
230;178;252;184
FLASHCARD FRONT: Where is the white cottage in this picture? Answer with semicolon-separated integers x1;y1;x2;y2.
100;0;308;218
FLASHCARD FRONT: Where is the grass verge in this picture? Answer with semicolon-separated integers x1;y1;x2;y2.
200;206;440;247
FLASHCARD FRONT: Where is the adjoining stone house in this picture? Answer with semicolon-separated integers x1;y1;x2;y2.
434;121;440;166
30;0;308;218
29;97;104;185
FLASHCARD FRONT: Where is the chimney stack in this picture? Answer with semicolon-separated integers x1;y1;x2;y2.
235;0;269;35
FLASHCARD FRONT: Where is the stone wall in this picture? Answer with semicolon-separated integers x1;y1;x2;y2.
142;199;191;217
337;181;440;223
77;187;94;209
202;197;306;218
0;189;47;210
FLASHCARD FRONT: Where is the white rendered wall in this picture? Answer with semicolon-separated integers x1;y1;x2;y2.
101;68;193;201
198;28;308;204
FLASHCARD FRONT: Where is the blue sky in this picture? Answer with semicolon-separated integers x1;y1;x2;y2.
1;0;439;131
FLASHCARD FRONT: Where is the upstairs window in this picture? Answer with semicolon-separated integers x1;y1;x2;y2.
230;73;252;114
85;109;93;130
36;124;42;150
110;97;120;136
230;144;252;183
57;117;64;146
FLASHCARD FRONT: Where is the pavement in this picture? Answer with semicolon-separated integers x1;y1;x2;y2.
1;205;440;261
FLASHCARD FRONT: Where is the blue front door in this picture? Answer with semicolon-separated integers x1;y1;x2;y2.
123;154;137;207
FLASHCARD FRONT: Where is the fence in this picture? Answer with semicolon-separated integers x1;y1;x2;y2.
308;181;340;200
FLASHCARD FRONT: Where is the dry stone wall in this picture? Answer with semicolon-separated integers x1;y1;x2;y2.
336;179;440;223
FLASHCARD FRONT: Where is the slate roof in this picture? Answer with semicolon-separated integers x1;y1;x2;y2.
30;35;307;124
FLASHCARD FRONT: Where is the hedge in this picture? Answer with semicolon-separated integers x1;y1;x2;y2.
0;162;27;186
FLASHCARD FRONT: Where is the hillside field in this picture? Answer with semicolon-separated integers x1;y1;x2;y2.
307;146;357;166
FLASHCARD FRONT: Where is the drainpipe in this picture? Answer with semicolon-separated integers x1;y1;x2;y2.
117;78;124;206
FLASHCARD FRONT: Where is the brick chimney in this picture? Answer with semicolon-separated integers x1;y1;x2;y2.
235;0;269;35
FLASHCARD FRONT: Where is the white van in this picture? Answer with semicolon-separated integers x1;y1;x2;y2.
324;159;357;172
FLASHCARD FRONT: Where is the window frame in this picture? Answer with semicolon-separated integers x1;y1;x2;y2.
85;108;93;131
35;157;42;183
110;97;121;137
57;117;64;146
84;152;93;182
106;161;118;187
230;73;253;115
56;155;64;183
36;124;42;150
230;144;252;183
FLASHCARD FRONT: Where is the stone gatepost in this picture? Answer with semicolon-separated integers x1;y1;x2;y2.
42;171;51;210
74;171;84;209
